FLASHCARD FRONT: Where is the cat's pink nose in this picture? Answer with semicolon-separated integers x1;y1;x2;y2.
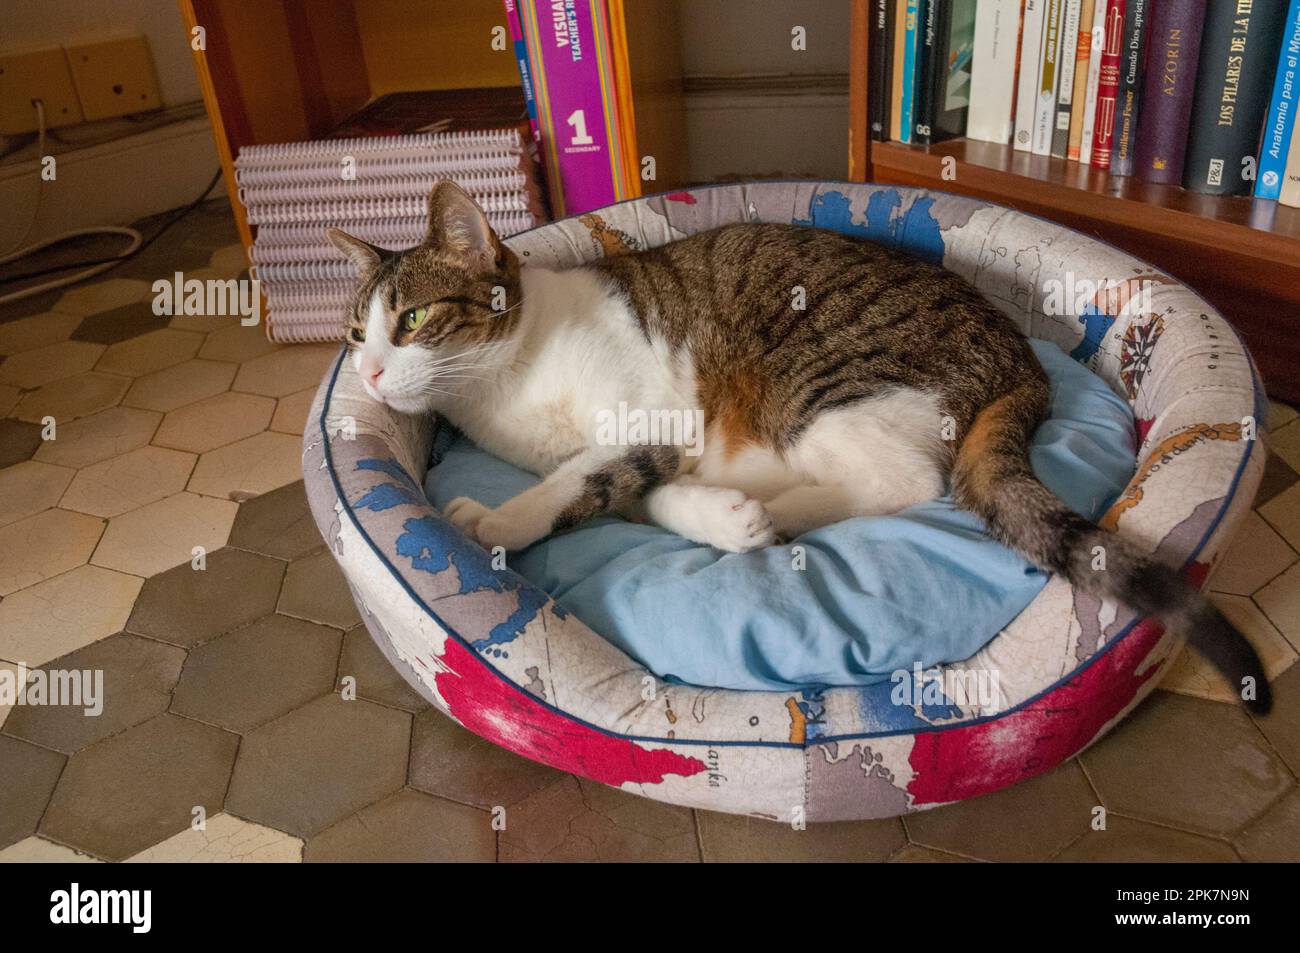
360;357;384;386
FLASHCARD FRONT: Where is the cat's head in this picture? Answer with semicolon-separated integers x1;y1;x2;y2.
327;181;521;414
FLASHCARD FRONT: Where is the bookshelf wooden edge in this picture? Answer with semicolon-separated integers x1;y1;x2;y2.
870;140;1300;266
848;0;872;183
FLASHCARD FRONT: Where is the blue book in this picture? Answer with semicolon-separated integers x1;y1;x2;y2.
1257;0;1300;199
899;0;922;144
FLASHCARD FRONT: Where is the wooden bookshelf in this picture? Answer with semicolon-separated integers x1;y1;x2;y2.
181;0;686;250
847;0;1300;404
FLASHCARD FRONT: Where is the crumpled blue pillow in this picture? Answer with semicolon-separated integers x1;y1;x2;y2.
425;339;1135;691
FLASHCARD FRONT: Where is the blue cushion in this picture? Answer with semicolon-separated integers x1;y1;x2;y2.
424;339;1135;691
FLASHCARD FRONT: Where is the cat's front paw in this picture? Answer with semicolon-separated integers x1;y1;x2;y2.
444;496;491;540
443;497;540;551
696;488;776;553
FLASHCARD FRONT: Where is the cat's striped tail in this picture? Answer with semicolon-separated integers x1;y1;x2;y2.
951;382;1272;715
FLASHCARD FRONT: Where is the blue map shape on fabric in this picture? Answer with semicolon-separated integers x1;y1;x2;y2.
1069;303;1117;366
794;188;946;265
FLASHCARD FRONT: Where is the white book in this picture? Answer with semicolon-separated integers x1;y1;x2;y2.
1051;0;1083;157
1031;0;1063;155
1078;0;1108;164
968;0;1023;143
1013;0;1048;152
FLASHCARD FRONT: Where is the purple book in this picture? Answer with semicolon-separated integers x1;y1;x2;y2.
1133;0;1206;185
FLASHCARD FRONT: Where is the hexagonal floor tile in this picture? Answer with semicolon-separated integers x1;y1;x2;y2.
408;707;560;808
0;419;44;469
1252;664;1299;776
198;324;280;364
1158;595;1297;703
0;564;141;666
39;712;239;862
278;549;360;629
904;759;1098;862
1260;483;1300;551
0;508;105;597
208;243;249;278
0;735;66;851
305;788;494;862
1081;692;1292;836
91;492;237;578
0;384;18;417
12;371;130;424
3;633;185;753
53;278;152;317
0;837;102;863
32;405;160;469
499;776;699;862
0;340;105;389
126;546;284;648
152;390;274;454
71;300;169;344
1258;451;1300;508
1233;789;1300;862
121;358;237;413
1207;510;1297;597
886;844;974;863
1255;561;1300;648
0;311;82;356
232;345;338;398
227;481;323;560
698;811;905;862
270;387;315;435
1052;815;1240;862
95;328;203;378
337;625;428;713
225;693;410;838
125;812;302;862
171;614;342;732
188;430;302;501
59;446;196;518
0;661;19;729
0;461;74;527
1274;418;1300;474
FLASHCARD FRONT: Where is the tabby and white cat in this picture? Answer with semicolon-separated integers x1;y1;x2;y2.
328;182;1270;711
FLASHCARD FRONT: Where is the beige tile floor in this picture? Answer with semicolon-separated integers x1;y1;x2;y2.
0;203;1298;862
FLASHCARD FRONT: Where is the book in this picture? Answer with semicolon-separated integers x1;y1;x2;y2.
503;0;543;151
913;0;938;142
899;0;923;143
1256;0;1300;200
1014;0;1048;151
1281;108;1300;206
1090;0;1126;170
1133;0;1207;185
968;0;1022;143
1032;0;1064;155
1067;0;1096;159
1109;0;1149;176
1052;0;1084;158
515;0;633;216
1079;0;1109;162
916;0;977;143
869;0;894;141
1184;0;1289;195
891;0;909;140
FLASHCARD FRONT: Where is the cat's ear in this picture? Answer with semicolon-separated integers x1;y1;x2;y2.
425;180;501;272
327;228;383;280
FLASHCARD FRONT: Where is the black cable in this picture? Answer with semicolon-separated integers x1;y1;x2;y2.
0;168;226;286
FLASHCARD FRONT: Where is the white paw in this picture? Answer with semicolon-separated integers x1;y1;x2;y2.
443;497;541;551
690;487;776;553
443;496;490;539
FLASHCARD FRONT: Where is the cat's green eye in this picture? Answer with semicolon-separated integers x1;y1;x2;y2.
349;326;365;343
401;306;430;332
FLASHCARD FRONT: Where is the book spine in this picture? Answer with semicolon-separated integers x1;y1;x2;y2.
935;0;977;138
1014;0;1048;150
1109;0;1149;176
1067;0;1096;159
1091;0;1126;169
1079;0;1109;161
1256;0;1300;199
968;0;1021;143
1184;0;1289;195
869;0;894;141
900;0;922;143
1133;0;1206;185
891;0;909;139
503;0;543;151
1281;107;1300;206
914;0;938;143
1053;0;1083;157
1032;0;1063;154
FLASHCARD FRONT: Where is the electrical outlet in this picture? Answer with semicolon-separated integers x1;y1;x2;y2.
0;47;85;134
65;37;162;122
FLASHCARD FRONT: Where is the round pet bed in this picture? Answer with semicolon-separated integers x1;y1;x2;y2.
302;182;1265;821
